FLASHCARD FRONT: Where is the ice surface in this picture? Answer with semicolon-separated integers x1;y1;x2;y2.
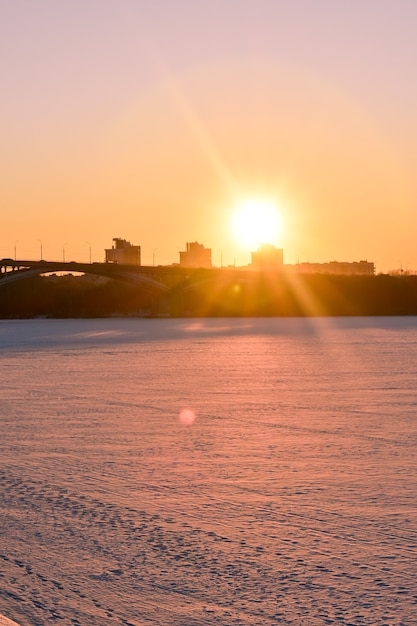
0;615;21;626
1;318;416;625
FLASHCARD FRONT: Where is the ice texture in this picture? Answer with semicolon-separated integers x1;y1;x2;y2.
1;318;416;625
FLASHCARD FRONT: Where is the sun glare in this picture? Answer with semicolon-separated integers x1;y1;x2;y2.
231;199;282;250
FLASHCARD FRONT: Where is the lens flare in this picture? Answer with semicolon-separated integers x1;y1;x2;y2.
179;408;197;425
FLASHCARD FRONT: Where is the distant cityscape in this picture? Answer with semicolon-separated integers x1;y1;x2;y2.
4;237;417;318
105;237;376;276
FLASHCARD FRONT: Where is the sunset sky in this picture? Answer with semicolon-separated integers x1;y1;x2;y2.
1;0;416;271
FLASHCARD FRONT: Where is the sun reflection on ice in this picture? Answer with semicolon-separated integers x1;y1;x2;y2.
179;408;197;426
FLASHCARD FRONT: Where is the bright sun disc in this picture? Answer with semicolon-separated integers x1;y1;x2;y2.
231;199;282;249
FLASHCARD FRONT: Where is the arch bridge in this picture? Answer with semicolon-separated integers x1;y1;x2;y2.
0;258;257;304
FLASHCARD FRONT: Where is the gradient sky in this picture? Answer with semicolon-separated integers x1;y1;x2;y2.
1;0;416;271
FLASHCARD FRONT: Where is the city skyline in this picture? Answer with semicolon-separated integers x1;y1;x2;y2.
2;237;376;278
1;1;417;272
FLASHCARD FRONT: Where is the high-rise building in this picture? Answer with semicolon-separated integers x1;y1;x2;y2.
105;238;141;265
179;242;212;268
251;244;284;270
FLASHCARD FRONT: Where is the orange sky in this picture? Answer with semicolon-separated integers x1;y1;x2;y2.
1;1;417;272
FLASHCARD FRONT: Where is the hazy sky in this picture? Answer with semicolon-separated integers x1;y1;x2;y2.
1;0;417;270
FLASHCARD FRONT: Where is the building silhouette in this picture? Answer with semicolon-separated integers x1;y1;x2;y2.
179;242;212;268
251;244;284;271
105;238;141;265
101;236;375;275
285;260;375;275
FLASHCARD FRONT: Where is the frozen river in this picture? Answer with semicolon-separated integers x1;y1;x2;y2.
0;317;416;625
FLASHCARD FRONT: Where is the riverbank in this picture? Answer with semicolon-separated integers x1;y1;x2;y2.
2;273;417;318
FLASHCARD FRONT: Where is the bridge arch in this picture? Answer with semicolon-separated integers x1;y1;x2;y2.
0;261;170;293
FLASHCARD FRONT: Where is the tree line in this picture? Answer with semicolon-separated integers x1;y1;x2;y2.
1;272;417;318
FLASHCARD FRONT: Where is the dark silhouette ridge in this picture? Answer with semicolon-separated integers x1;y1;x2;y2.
1;273;417;318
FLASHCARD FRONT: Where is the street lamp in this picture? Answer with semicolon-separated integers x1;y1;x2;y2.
153;248;158;267
14;240;19;261
63;243;67;263
38;239;43;260
86;242;92;264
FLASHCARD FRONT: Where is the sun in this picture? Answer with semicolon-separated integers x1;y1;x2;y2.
231;198;283;250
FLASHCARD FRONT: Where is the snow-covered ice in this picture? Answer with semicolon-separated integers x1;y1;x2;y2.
1;318;416;625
